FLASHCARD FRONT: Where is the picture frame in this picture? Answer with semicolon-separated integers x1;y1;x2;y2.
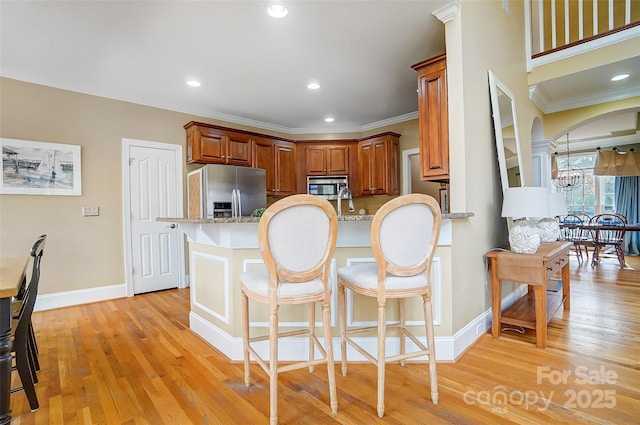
1;138;82;196
439;185;449;214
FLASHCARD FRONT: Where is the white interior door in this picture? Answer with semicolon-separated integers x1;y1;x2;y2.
123;139;184;295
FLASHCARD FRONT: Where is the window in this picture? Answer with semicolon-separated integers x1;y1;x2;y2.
555;152;615;215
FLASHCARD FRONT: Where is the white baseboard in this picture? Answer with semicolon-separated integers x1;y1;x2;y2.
34;283;128;311
35;283;524;362
191;305;502;363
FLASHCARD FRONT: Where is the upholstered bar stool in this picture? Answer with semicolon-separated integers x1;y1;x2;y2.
241;194;338;424
338;194;441;418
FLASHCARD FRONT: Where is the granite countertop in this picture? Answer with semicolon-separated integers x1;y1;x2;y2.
158;212;474;224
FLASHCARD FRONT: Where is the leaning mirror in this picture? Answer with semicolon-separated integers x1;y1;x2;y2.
488;70;525;194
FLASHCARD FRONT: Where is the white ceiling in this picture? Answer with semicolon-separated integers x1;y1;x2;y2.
0;0;448;134
1;0;638;141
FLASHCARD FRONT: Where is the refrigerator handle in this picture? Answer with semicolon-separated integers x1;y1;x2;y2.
236;190;242;217
231;189;237;218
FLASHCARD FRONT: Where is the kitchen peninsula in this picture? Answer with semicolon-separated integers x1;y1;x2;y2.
158;212;473;362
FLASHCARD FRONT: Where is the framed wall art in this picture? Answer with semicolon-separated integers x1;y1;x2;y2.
1;138;82;196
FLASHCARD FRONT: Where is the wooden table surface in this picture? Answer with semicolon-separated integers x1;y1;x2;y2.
0;256;29;298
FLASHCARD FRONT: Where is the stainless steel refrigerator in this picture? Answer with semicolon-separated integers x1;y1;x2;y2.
202;164;266;218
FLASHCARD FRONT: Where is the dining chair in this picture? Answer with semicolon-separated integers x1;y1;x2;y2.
337;193;441;418
13;234;47;375
241;194;338;424
589;214;627;268
558;215;589;263
11;234;46;411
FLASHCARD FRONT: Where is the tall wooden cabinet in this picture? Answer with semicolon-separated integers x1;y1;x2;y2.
357;133;400;196
253;137;297;197
412;53;449;181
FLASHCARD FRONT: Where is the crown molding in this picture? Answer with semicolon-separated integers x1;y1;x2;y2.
545;132;640;153
433;1;460;24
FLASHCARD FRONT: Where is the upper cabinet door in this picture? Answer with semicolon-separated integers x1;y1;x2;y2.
326;146;349;175
413;54;449;181
305;145;350;176
358;141;374;196
274;142;297;196
357;134;399;196
305;146;328;175
252;137;276;195
225;132;252;166
187;126;225;163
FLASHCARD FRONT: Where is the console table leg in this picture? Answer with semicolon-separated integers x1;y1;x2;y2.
534;285;547;348
490;258;501;338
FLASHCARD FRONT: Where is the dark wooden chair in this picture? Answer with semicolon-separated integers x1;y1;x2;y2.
11;234;46;411
559;215;586;263
13;235;47;371
589;214;627;268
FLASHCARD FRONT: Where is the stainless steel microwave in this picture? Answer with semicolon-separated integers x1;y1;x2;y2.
307;176;348;200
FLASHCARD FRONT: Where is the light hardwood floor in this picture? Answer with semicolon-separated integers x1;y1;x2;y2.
10;254;640;424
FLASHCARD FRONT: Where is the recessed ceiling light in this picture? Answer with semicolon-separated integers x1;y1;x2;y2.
307;82;320;90
268;3;288;18
611;74;629;81
324;117;334;123
187;80;201;87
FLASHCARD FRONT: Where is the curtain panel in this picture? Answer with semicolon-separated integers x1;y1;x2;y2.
594;149;640;177
615;176;639;256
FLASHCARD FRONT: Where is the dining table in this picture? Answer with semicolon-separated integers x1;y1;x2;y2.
0;256;29;425
559;222;640;263
559;223;640;232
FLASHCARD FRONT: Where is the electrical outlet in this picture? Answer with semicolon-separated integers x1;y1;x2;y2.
82;206;100;216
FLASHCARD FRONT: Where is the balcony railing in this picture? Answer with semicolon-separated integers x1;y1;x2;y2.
525;0;640;69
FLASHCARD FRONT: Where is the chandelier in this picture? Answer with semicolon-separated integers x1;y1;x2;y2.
553;134;584;190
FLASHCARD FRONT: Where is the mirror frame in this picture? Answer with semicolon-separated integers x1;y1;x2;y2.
488;70;525;194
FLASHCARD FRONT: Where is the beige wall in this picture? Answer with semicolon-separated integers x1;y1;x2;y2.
0;77;423;298
0;78;190;294
443;0;543;333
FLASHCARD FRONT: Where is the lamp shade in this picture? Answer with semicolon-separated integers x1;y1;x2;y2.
501;187;552;219
548;192;568;217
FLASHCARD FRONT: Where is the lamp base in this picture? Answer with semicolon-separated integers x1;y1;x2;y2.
536;218;560;243
509;220;541;254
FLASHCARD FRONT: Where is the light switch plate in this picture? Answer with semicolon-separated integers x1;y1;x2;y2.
82;206;100;216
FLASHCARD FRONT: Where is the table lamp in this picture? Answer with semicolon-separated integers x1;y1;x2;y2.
501;187;551;254
536;192;568;242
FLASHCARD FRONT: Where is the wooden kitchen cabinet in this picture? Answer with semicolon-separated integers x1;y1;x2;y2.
304;145;350;176
253;137;297;197
185;122;251;166
412;53;449;181
357;133;399;196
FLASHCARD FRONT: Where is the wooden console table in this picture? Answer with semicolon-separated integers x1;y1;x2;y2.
487;242;571;348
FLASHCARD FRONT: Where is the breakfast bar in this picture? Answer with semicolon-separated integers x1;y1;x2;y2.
158;213;471;362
